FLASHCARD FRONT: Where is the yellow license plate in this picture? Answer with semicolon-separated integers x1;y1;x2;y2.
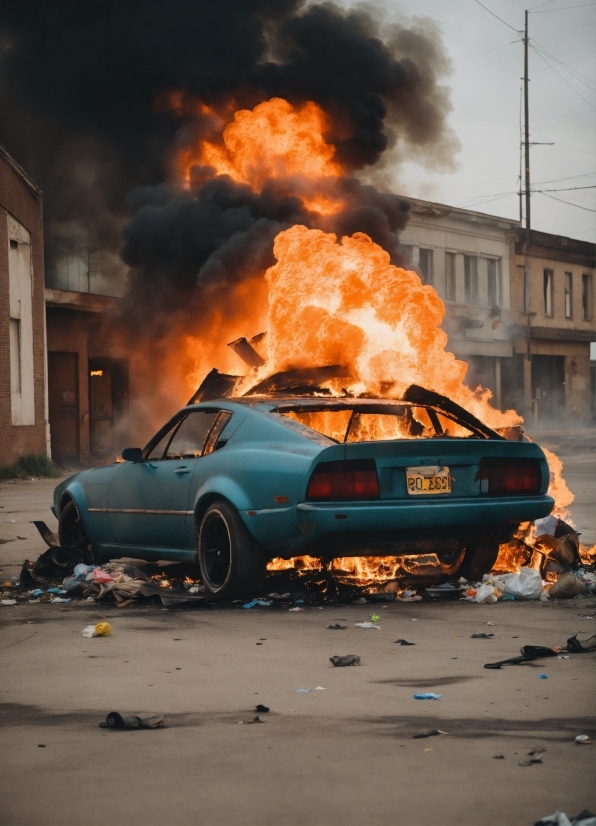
406;466;451;495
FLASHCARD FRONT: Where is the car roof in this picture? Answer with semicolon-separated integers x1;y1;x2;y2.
184;396;409;412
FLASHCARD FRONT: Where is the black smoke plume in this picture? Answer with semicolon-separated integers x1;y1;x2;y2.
1;0;456;422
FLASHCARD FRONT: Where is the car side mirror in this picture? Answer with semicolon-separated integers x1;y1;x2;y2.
122;447;144;463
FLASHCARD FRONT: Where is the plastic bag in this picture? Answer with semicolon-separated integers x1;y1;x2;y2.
475;583;498;604
82;622;112;638
504;567;542;600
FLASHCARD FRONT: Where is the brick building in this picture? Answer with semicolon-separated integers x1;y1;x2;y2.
512;229;595;426
0;143;49;465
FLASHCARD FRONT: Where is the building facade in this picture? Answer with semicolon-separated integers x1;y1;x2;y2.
512;229;595;426
45;289;129;463
400;199;519;411
0;143;49;465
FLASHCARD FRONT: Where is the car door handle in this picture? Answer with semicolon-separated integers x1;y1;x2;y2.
175;466;190;474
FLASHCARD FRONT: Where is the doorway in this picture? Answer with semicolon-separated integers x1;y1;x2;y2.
531;355;565;425
48;352;79;460
89;358;129;454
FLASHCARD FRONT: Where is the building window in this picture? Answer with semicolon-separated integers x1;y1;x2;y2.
8;230;35;426
583;273;593;321
464;255;478;305
445;252;456;301
564;272;573;319
419;248;434;285
401;245;413;266
543;269;554;317
487;258;501;309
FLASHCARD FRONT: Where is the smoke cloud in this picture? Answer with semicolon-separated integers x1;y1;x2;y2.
0;0;457;425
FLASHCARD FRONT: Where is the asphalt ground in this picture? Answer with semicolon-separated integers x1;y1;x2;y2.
1;430;595;826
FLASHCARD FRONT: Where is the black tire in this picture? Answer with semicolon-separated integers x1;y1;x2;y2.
198;500;266;600
457;541;500;582
58;499;96;564
436;547;466;576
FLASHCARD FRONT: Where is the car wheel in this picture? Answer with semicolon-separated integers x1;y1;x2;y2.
436;547;466;576
198;500;266;600
58;499;96;564
457;541;500;582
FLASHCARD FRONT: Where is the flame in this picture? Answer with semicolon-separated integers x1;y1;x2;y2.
176;98;344;215
127;95;594;584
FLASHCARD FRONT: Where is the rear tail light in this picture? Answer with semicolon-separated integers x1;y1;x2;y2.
479;458;541;495
306;459;380;501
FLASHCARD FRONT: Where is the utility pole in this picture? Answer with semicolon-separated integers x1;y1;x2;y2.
523;8;531;326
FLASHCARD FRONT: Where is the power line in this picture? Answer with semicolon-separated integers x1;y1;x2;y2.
531;2;596;11
538;191;596;211
531;41;596;91
452;40;519;60
473;0;522;32
534;172;596;182
534;184;596;190
530;43;596;108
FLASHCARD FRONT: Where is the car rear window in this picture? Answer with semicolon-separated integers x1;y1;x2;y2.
277;405;478;443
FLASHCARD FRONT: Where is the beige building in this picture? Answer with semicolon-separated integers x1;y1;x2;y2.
512;229;595;426
401;199;519;411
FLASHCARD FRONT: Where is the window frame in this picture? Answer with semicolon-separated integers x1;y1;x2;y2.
418;248;434;286
564;272;573;319
464;255;478;305
486;257;501;309
543;268;554;318
582;273;593;322
445;252;456;302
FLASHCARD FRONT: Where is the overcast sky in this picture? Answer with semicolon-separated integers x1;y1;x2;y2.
350;0;596;242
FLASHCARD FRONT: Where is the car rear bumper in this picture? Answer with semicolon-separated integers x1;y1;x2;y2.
244;494;554;557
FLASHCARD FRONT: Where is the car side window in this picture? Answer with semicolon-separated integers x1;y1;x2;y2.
165;411;220;460
203;411;233;455
145;420;182;460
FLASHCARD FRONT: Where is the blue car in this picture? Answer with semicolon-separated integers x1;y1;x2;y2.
52;383;554;599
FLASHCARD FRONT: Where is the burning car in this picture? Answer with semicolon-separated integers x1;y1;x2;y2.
52;378;554;599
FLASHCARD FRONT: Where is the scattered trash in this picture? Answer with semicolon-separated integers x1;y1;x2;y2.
1;599;17;606
487;622;496;626
99;711;165;729
242;599;272;608
535;812;590;826
296;689;311;693
549;573;586;599
424;583;462;600
255;705;270;713
519;748;546;767
493;755;505;759
471;633;494;639
93;569;114;584
575;735;593;745
567;633;596;653
82;622;112;638
504;568;543;600
46;587;66;595
288;607;303;612
539;674;549;679
238;716;265;725
50;596;71;604
413;693;442;700
327;624;347;629
484;645;557;670
395;639;415;645
32;521;59;548
74;563;95;581
314;686;326;690
370;614;380;622
329;655;360;667
412;729;447;739
354;622;380;630
355;597;367;604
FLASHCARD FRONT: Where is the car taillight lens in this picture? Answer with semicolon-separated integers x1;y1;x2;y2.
306;459;380;501
479;458;542;495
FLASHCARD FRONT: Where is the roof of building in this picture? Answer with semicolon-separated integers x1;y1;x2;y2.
515;228;595;268
0;142;42;198
406;197;520;229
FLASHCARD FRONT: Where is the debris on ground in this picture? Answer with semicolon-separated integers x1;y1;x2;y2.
471;633;495;639
535;811;595;826
99;712;165;729
413;693;442;700
549;572;586;599
329;655;361;667
327;624;347;629
82;622;112;638
255;705;270;713
354;622;380;630
412;729;446;739
238;716;265;725
395;639;415;645
575;735;593;745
